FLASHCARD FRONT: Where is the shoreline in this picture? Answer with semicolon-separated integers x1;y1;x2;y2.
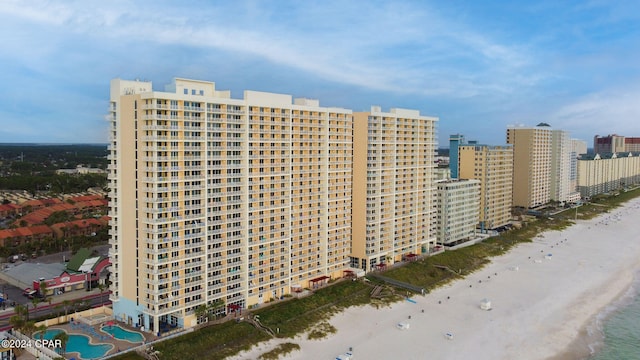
550;269;640;360
229;198;640;360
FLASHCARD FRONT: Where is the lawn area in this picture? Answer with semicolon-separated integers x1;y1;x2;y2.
254;280;374;338
109;281;374;360
382;187;640;291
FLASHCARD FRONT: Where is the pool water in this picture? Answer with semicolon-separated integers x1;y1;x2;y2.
102;325;145;343
37;329;112;360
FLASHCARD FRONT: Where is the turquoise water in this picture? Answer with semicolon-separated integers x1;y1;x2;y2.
588;278;640;360
102;324;145;343
38;329;112;360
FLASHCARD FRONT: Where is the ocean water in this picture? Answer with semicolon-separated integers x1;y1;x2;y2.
588;274;640;360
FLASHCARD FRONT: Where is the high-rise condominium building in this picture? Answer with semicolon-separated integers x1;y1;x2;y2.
108;78;353;331
551;130;581;203
351;107;437;272
507;125;553;208
458;144;513;230
449;134;465;179
435;179;480;246
594;134;626;154
571;139;588;158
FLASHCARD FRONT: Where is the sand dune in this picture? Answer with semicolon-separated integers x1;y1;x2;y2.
231;199;640;360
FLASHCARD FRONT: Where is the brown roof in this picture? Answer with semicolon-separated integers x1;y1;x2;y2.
0;203;21;212
69;194;102;202
0;225;53;240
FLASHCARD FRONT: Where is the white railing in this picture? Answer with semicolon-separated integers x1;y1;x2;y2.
12;331;60;360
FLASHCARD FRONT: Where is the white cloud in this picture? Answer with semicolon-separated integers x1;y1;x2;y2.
0;0;539;99
550;86;640;139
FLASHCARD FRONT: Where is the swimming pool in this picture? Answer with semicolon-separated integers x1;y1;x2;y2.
101;324;145;343
37;329;113;360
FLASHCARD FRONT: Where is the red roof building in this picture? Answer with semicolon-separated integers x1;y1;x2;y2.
0;225;53;247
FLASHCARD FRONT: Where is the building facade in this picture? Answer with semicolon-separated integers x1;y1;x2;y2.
435;179;480;246
550;130;581;203
577;152;640;198
571;139;588;158
449;134;465;179
458;144;513;231
507;125;553;208
351;107;437;272
108;78;353;331
594;134;626;154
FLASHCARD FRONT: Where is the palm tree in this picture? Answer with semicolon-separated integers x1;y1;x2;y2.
35;324;47;340
195;304;211;323
14;303;29;322
22;320;36;337
9;314;25;331
62;300;71;320
39;280;48;300
53;331;69;355
97;283;106;306
30;297;41;318
211;298;225;319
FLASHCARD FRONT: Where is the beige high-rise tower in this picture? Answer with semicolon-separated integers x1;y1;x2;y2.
351;106;437;272
458;144;513;230
108;78;353;331
506;125;553;208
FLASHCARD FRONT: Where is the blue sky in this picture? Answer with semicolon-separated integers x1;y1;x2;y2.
1;0;639;146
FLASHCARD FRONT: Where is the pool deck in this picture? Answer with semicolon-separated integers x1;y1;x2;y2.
43;321;158;359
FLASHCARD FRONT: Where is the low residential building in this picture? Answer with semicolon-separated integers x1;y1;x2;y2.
56;165;106;175
435;179;480;247
0;225;53;247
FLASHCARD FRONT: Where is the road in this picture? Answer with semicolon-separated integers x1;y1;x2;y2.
0;291;111;331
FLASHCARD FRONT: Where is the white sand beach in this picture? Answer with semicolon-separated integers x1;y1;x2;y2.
231;198;640;360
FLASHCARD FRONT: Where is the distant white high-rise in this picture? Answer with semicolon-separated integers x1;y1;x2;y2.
551;130;581;203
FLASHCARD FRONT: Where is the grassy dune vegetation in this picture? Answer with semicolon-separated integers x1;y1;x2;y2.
111;188;640;360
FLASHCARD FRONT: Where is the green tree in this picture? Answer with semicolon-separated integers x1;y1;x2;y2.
14;303;29;322
97;282;107;305
39;280;48;299
62;300;71;319
53;331;69;355
22;320;36;337
8;314;25;331
30;297;41;318
35;324;47;341
194;304;208;324
211;298;225;318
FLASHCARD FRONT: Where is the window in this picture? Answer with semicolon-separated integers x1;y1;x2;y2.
184;89;188;95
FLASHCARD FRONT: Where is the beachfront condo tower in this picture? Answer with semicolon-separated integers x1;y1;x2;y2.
351;106;438;272
448;134;466;179
507;124;553;208
458;144;513;231
434;179;480;247
108;78;353;332
551;130;582;204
